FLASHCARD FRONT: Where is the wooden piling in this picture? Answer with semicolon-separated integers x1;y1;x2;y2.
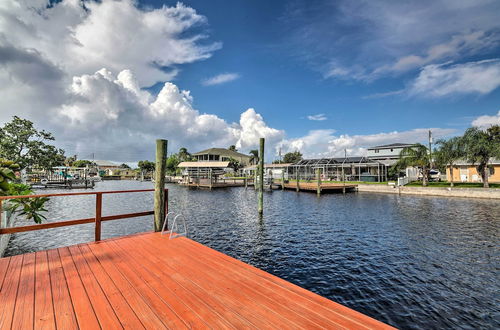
316;168;321;196
258;138;264;215
154;139;167;232
281;170;285;190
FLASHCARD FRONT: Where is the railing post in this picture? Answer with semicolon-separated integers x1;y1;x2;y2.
163;188;168;230
95;192;102;241
154;139;168;232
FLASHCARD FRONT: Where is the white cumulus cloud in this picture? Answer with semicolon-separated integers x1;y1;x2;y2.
0;0;220;87
471;110;500;128
202;73;240;86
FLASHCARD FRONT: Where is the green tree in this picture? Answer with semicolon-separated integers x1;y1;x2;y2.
249;149;259;165
120;163;131;169
65;155;77;167
283;151;302;164
463;125;500;188
435;137;465;187
178;147;192;161
228;145;237;152
0;159;20;194
166;154;180;174
227;158;242;172
138;160;155;173
396;143;431;186
0;116;66;169
73;160;94;168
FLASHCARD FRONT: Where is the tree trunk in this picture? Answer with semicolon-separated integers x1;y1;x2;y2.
449;166;454;187
482;166;489;188
422;166;428;187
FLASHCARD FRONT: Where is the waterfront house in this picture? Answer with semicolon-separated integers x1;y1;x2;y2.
192;148;252;166
366;143;416;161
446;159;500;183
94;160;121;176
367;143;419;181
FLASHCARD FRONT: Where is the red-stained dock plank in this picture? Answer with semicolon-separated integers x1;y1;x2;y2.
0;232;394;329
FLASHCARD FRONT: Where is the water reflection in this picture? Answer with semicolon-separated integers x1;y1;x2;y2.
4;180;499;329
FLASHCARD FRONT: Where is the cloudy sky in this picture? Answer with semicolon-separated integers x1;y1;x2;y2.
0;0;499;162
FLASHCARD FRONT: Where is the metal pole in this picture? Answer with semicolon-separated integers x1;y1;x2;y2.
154;139;167;232
316;168;321;196
258;138;265;215
296;168;300;192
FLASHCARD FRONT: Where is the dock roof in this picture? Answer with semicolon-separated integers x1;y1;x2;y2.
192;148;251;159
178;161;230;168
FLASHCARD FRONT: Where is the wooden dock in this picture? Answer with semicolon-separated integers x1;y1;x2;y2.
283;182;358;193
0;232;392;329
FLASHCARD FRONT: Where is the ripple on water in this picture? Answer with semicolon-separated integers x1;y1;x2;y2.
4;181;500;329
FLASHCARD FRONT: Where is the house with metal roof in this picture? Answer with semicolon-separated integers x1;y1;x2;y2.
192;148;252;166
366;143;416;162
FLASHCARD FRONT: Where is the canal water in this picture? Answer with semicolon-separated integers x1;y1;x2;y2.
4;180;499;329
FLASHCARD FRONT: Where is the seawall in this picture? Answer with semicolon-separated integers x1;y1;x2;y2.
357;184;500;199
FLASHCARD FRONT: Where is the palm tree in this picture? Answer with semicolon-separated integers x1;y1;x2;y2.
178;147;191;161
249;149;259;165
396;143;431;186
435;137;464;187
463;126;500;188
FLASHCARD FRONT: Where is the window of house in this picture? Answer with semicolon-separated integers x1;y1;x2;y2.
390;148;393;152
374;149;379;153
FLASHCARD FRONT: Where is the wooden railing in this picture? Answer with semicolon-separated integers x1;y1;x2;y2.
0;189;168;241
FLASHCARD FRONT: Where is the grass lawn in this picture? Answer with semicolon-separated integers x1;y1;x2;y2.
406;181;500;188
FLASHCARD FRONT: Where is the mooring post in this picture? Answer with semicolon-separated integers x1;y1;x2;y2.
281;170;285;190
154;139;167;232
245;177;248;189
258;138;265;215
317;168;321;196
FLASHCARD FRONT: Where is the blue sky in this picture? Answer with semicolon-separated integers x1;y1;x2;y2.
0;0;499;161
148;0;500;137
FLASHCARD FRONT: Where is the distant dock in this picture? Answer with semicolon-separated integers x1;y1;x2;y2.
283;181;358;193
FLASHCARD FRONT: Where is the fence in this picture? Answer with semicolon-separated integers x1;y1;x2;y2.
0;189;168;241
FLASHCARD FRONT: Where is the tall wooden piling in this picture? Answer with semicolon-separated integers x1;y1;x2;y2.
281;170;285;190
154;139;167;232
258;138;265;215
316;168;321;196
